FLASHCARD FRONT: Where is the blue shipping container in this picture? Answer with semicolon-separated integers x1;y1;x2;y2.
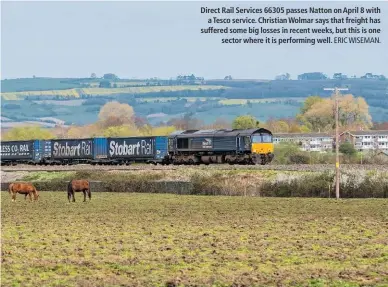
155;136;169;159
93;137;108;159
34;140;52;162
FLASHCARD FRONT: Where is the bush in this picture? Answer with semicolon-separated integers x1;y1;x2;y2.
289;153;310;164
11;170;388;198
339;142;357;156
260;171;388;198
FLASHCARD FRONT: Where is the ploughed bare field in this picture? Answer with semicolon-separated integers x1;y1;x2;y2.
1;193;388;287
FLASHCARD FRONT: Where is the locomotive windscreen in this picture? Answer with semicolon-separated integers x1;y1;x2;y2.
252;134;272;143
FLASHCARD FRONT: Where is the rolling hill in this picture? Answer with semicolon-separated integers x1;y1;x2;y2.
1;77;387;127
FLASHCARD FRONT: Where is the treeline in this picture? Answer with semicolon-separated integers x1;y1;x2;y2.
2;77;387;110
2;93;387;142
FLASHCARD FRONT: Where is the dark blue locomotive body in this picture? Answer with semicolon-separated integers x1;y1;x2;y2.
167;128;274;165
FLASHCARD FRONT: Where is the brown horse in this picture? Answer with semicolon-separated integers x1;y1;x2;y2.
67;179;91;202
9;182;39;202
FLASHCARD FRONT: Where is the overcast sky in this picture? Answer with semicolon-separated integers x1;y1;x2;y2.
1;1;387;80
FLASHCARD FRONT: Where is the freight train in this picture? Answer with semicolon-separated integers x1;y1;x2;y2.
0;128;274;166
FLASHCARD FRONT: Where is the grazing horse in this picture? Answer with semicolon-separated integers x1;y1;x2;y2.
9;182;39;202
67;179;91;202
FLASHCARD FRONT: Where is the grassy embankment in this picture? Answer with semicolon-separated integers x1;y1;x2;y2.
6;168;388;198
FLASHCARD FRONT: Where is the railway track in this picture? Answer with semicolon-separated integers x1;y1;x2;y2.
1;164;388;172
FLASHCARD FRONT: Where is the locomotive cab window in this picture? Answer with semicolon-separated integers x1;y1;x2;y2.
244;136;251;148
251;135;262;143
262;134;272;143
177;138;189;149
252;134;272;143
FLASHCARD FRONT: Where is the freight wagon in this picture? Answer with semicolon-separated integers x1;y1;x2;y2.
105;137;169;165
0;140;51;165
0;137;170;165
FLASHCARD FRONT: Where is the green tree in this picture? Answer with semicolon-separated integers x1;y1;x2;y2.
103;73;119;80
300;96;323;114
2;126;56;141
98;101;135;128
232;115;260;129
272;142;300;164
339;142;356;156
103;126;138;137
99;80;111;88
297;94;372;132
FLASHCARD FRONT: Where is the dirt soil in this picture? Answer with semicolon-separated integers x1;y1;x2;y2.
2;193;388;287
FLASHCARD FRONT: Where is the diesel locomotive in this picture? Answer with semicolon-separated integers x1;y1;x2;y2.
0;128;274;166
167;128;274;165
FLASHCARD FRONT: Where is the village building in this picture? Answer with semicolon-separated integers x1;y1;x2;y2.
272;133;333;152
339;130;388;152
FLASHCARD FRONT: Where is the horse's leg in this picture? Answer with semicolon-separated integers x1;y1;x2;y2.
83;190;86;202
72;191;75;202
28;192;32;202
25;194;28;200
88;189;91;201
12;192;16;202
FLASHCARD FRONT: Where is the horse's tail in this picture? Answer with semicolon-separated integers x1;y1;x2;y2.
88;180;91;199
67;180;73;194
33;186;39;200
8;183;13;194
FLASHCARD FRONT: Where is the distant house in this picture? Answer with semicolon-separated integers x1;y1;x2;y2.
340;130;388;152
273;133;333;152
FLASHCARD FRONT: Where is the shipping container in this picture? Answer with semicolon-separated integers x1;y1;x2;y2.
50;139;94;159
154;136;169;160
1;140;35;160
34;140;52;162
93;137;108;159
107;137;155;159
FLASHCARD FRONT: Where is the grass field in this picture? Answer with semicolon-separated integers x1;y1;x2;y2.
1;192;388;287
87;81;148;87
1;85;226;100
139;97;223;103
195;102;300;124
219;98;306;105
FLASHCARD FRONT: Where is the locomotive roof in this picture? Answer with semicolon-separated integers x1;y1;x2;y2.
169;128;272;137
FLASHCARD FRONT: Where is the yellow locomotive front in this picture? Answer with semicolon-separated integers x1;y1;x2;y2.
250;129;274;164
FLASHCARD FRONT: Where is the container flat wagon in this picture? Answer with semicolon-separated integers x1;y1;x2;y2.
0;140;50;165
101;136;169;165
